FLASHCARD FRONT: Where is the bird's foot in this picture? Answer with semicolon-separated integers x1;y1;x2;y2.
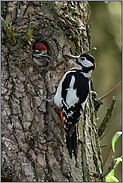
38;96;54;108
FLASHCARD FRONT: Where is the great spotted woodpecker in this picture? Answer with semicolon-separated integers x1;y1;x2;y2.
32;41;50;66
40;53;96;159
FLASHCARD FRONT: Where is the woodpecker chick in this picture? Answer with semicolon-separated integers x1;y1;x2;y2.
32;41;50;67
40;53;96;159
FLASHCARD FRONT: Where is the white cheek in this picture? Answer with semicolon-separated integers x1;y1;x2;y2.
82;59;94;67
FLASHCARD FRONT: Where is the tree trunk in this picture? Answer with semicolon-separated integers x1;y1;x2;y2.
1;1;103;182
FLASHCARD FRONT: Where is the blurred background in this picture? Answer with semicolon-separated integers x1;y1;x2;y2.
89;1;122;181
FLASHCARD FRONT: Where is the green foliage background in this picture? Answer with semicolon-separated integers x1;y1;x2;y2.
89;1;122;181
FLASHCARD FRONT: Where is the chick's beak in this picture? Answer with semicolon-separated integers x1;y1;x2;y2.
42;53;51;58
42;53;51;62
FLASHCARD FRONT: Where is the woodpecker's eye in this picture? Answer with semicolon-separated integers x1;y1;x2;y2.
81;57;85;61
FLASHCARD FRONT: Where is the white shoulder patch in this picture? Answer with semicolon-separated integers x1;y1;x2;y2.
66;75;79;108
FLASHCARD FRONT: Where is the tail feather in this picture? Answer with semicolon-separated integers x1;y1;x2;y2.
66;125;77;159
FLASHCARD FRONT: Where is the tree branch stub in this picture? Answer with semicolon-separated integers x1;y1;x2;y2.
98;96;117;138
1;16;16;46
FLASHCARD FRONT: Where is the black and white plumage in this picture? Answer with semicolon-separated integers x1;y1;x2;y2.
32;41;50;67
53;53;96;159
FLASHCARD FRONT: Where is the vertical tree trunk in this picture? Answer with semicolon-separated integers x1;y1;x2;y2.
1;1;103;181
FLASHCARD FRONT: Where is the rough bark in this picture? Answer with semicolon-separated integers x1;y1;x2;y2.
1;1;103;182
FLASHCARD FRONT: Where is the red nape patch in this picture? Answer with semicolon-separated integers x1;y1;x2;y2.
94;62;96;69
34;42;47;51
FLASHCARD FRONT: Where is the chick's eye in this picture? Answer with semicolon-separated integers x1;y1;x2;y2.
35;50;39;54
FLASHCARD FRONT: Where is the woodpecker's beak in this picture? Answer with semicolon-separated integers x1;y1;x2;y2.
64;54;79;63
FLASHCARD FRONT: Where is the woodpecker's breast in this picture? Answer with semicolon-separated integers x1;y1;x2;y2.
53;70;72;108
